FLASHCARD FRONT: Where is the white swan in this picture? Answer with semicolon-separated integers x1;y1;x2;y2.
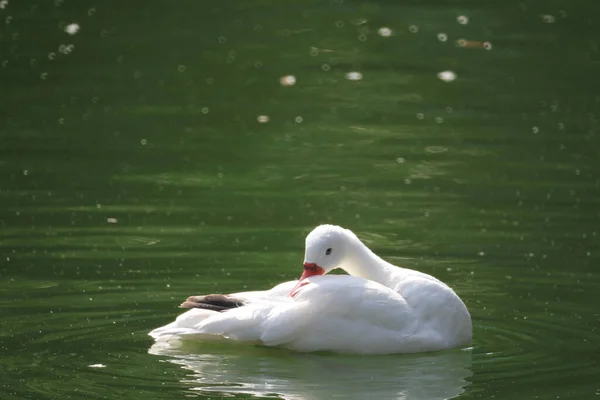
149;224;472;354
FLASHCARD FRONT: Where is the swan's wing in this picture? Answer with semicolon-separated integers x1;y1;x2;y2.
162;276;407;347
149;281;297;339
259;275;421;353
151;276;444;354
149;308;217;339
231;280;297;301
181;280;298;309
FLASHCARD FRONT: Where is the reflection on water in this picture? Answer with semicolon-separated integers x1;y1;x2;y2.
150;341;472;400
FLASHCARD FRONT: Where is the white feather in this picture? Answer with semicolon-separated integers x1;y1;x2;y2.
149;225;472;354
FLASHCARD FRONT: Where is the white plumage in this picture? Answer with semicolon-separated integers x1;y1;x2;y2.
149;225;472;354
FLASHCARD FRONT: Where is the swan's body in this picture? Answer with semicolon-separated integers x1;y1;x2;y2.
149;225;472;354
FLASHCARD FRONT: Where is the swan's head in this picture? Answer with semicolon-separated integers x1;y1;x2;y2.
304;224;352;273
291;225;354;295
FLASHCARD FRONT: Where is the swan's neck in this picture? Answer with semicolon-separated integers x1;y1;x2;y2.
340;235;400;288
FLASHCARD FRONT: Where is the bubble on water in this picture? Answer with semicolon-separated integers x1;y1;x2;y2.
257;115;269;123
218;172;224;178
87;8;96;16
58;117;64;124
206;77;213;84
457;15;469;24
294;116;303;123
280;75;296;86
48;52;56;60
437;33;448;42
408;24;419;33
309;47;319;56
5;15;12;24
0;1;8;9
218;36;226;43
416;113;424;119
345;71;363;81
435;117;444;123
355;214;361;219
22;169;28;176
404;178;412;184
321;63;331;71
541;14;556;24
335;20;344;28
177;65;186;72
532;126;539;134
140;139;147;145
106;217;118;224
445;106;453;113
378;27;392;37
201;107;209;114
437;70;457;82
64;23;80;35
358;34;367;41
254;61;262;68
483;41;493;50
396;157;405;163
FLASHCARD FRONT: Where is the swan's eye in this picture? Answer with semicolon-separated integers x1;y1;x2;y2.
325;248;332;255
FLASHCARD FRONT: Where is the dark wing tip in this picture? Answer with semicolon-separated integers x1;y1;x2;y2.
178;294;245;311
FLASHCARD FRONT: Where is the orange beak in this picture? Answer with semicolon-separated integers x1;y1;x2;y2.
291;262;325;296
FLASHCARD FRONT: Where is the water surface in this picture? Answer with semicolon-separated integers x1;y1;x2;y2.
1;0;599;399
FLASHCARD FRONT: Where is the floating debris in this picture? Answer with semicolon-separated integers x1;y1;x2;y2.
378;27;392;37
437;70;457;82
345;71;363;81
64;23;80;35
279;75;296;86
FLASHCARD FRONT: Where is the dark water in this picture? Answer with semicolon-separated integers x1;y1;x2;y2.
2;0;600;398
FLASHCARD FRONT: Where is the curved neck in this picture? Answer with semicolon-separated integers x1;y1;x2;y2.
340;234;399;288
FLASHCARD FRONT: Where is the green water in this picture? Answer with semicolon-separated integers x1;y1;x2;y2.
2;0;600;398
